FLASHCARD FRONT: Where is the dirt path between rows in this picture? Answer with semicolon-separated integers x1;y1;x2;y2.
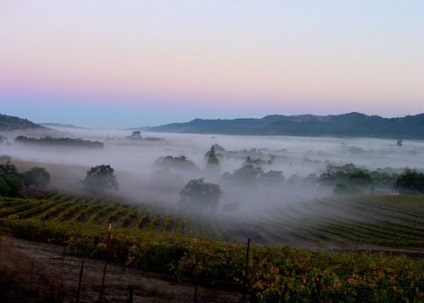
0;236;242;303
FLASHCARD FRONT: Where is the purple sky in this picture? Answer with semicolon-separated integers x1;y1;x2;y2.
1;1;423;128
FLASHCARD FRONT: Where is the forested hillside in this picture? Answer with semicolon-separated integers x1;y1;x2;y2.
0;113;43;131
149;112;424;139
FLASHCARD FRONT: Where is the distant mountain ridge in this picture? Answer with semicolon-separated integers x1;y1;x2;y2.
0;113;43;131
148;112;424;139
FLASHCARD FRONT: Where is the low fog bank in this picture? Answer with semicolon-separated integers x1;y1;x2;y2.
1;128;424;224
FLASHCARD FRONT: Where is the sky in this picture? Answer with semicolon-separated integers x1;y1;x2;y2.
1;1;423;128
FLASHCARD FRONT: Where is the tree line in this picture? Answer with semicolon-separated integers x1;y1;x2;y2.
15;136;104;148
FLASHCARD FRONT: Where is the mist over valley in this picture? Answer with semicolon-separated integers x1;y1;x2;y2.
2;125;423;246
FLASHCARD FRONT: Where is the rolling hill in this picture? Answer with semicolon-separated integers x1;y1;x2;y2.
0;113;44;131
148;112;424;139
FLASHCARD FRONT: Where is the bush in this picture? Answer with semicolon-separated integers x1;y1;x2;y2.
396;169;424;194
0;162;24;197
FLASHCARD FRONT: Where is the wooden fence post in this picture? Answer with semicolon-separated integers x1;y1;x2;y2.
99;223;112;302
242;238;251;303
127;284;134;303
76;257;85;303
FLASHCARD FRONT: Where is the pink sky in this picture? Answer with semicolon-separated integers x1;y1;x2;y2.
1;1;423;128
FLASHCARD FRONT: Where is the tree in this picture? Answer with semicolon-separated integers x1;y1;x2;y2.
82;165;118;192
222;164;264;185
126;131;142;140
205;146;220;176
260;170;284;186
154;155;200;172
0;161;24;197
179;179;222;212
205;146;219;165
0;155;11;163
319;164;374;194
24;167;51;190
396;169;424;194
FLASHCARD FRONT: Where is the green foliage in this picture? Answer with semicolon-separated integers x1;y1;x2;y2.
205;146;221;176
320;164;375;195
0;113;43;130
0;162;24;197
128;130;142;139
0;155;11;163
223;164;264;185
82;164;118;193
260;170;284;185
370;169;398;189
15;136;104;148
247;248;424;303
1;194;424;302
179;179;222;212
154;155;200;175
205;145;220;165
23;167;51;190
223;161;284;187
174;238;244;283
396;169;424;194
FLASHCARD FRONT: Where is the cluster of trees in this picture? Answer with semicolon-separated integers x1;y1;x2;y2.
154;146;224;177
0;159;121;198
15;136;104;148
125;131;163;141
319;164;424;195
154;155;200;173
6;139;421;213
153;146;224;212
126;131;143;140
319;164;375;195
396;169;424;194
151;142;424;212
222;164;284;186
179;178;222;212
0;161;51;197
81;164;118;193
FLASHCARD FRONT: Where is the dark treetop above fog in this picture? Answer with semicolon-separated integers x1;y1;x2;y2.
0;113;44;131
148;112;424;139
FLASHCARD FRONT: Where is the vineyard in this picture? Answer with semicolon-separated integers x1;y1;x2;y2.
0;192;227;239
1;193;424;302
250;195;424;249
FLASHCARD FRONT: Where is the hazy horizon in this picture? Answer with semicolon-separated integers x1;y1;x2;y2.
25;111;419;131
1;1;423;128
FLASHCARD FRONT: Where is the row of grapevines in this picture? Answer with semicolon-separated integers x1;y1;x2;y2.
1;202;424;302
